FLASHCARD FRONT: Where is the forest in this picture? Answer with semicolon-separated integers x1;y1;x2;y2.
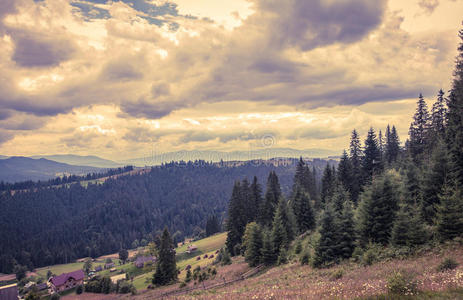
225;29;463;268
0;158;335;274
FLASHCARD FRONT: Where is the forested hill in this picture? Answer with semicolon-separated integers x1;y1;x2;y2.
0;159;333;273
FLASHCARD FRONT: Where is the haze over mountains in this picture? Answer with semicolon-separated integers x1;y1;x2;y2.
0;148;339;182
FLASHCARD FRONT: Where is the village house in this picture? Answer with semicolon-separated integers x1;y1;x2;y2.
0;283;18;300
104;262;115;270
94;265;103;272
48;270;84;293
134;256;156;268
186;245;197;254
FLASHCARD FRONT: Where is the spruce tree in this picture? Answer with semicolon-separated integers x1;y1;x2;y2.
321;164;335;206
258;171;282;227
385;125;401;164
446;29;463;187
313;207;338;268
337;150;353;195
152;227;177;286
337;200;355;259
362;127;382;183
421;139;449;224
261;230;276;266
349;129;363;203
250;176;263;222
271;198;295;257
243;222;263;267
409;94;431;162
226;182;247;255
390;205;427;247
291;186;315;233
436;183;463;241
430;89;448;138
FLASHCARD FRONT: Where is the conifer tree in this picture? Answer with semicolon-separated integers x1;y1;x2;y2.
261;230;276;265
362;127;382;183
430;89;448;138
271;198;295;257
385;125;401;164
250;176;263;222
321;164;335;206
390;205;427;247
446;29;463;187
312;207;337;268
258;171;281;227
291;186;315;233
205;215;221;237
152;227;177;286
421;139;449;224
226;181;247;255
243;222;263;267
337;200;355;259
331;184;350;215
337;150;353;194
403;159;422;207
378;129;384;162
409;94;431;162
357;174;400;245
349;129;363;203
436;183;463;241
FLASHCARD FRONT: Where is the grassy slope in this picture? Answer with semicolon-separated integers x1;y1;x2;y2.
169;243;463;299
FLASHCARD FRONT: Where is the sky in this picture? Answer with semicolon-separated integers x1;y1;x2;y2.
0;0;462;161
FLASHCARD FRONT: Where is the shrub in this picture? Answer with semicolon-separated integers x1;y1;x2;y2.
277;248;288;265
351;247;363;262
362;248;377;266
437;257;459;272
76;285;83;294
50;294;60;300
300;251;310;265
387;271;418;295
330;269;344;280
118;281;135;294
179;281;187;288
294;240;302;254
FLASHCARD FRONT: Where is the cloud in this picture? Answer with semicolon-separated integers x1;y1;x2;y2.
11;30;76;67
418;0;440;15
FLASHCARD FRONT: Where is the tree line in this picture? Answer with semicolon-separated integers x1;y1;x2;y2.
226;29;463;268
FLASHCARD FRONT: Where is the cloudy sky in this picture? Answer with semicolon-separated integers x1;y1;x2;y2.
0;0;462;160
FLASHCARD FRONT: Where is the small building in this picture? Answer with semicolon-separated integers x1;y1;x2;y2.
49;270;85;293
186;245;197;254
36;283;48;291
104;262;115;269
0;283;18;300
110;273;126;284
134;256;156;268
94;266;103;272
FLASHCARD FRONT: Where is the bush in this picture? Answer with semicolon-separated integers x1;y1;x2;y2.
300;251;310;265
351;247;363;262
277;248;288;265
330;269;344;280
118;281;135;294
179;281;187;288
76;285;83;294
294;241;302;255
387;271;418;295
437;257;459;272
50;294;60;300
362;247;377;266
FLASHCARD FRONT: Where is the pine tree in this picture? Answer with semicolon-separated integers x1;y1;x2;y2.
436;183;463;241
291;186;315;233
243;222;263;267
337;200;355;259
331;184;350;215
446;29;463;187
258;171;282;227
421;139;449;224
261;230;276;265
312;207;338;268
409;94;431;162
205;215;221;237
271;197;295;257
321;164;335;206
390;205;427;247
362;127;382;183
403;159;422;207
226;181;247;255
357;174;400;245
378;129;384;163
385;125;401;164
152;227;177;286
337;150;353;195
349;129;363;203
430;89;448;138
249;176;263;222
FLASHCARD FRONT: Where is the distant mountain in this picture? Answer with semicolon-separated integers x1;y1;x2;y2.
121;148;339;167
0;155;8;159
0;157;103;182
30;154;123;168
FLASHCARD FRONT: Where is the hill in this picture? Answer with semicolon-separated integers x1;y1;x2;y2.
30;154;123;169
0;159;333;273
0;157;103;182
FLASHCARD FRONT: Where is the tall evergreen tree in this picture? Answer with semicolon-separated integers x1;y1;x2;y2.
226;182;247;255
321;164;335;206
430;89;448;138
378;129;384;163
243;222;263;267
357;174;400;245
312;206;338;267
291;186;315;233
421;139;449;224
403;159;422;207
271;198;295;257
349;129;363;203
258;171;282;227
337;200;355;259
261;230;276;266
205;215;221;237
446;29;463;187
152;227;177;286
385;125;401;164
249;176;263;223
390;204;427;247
436;183;463;241
337;150;353;195
409;94;431;162
362;127;382;183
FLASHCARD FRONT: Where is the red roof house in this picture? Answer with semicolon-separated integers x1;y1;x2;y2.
49;269;84;292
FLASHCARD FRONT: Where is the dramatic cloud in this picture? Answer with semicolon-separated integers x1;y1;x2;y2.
0;0;461;159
